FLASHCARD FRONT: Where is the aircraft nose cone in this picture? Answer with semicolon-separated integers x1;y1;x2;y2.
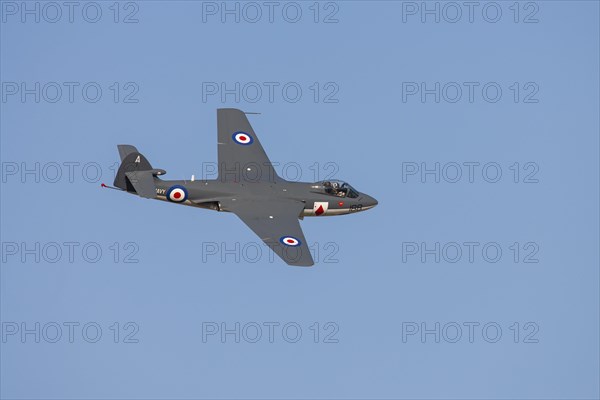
370;197;378;207
363;195;378;209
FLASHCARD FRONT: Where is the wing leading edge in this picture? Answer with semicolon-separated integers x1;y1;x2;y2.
220;199;314;267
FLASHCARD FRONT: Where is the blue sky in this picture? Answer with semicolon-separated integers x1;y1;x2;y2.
1;1;599;399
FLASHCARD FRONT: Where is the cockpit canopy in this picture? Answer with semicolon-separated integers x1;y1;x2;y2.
317;180;360;198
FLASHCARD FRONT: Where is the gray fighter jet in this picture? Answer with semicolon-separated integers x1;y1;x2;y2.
107;108;378;266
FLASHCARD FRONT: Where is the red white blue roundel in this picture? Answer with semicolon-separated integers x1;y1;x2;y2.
166;185;188;202
232;131;254;145
280;236;301;247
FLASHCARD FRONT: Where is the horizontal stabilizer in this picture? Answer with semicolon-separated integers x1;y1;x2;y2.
125;171;156;199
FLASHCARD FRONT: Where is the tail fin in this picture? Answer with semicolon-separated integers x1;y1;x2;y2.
118;144;140;161
114;145;162;199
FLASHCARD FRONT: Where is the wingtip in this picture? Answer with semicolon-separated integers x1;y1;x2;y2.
289;262;315;267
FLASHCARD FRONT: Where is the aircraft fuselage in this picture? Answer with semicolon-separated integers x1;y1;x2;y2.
143;178;378;217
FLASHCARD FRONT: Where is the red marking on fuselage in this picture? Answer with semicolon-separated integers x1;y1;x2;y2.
173;192;181;199
239;135;247;141
338;201;344;207
315;205;325;216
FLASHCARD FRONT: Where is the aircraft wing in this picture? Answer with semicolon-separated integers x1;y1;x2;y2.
220;198;314;267
217;108;279;183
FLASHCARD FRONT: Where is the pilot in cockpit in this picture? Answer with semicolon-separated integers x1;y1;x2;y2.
321;180;356;198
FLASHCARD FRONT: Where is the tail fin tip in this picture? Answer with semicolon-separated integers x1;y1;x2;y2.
117;145;139;161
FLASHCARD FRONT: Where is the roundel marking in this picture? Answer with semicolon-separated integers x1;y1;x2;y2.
166;185;188;203
279;236;301;247
232;131;254;145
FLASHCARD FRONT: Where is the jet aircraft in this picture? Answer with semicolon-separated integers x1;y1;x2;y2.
106;108;378;266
